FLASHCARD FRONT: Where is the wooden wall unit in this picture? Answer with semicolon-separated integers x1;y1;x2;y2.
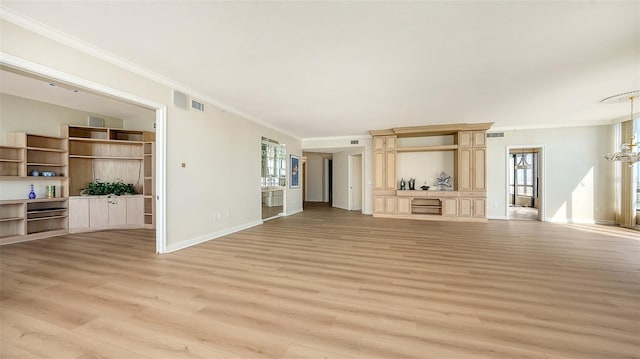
370;123;492;223
143;141;155;228
0;133;69;244
0;126;155;245
65;125;155;233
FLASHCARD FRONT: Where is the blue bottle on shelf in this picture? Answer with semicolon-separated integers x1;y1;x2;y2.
28;184;36;199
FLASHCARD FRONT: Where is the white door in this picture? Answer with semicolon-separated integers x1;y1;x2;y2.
350;154;363;211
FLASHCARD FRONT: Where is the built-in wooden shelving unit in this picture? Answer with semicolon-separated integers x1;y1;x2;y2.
371;122;492;223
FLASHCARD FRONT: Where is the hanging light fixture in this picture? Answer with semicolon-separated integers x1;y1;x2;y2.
516;149;531;169
602;90;640;167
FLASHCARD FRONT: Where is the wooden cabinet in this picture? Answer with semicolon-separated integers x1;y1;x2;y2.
64;125;154;232
89;197;109;228
373;151;385;191
370;123;492;223
1;127;153;243
397;197;411;215
374;195;386;213
70;195;146;232
459;197;486;218
69;197;89;230
385;196;397;214
457;129;487;192
127;197;144;225
373;135;398;213
373;135;398;192
385;151;396;191
442;198;458;216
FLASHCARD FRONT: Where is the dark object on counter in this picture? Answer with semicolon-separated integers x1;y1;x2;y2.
400;178;406;190
408;178;415;190
421;185;430;190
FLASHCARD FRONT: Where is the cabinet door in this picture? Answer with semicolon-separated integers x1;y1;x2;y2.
374;151;385;190
126;197;144;225
374;195;386;214
385;136;397;150
442;198;458;216
473;148;486;191
385;196;396;214
69;197;89;230
458;149;472;192
89;198;109;228
473;131;486;147
459;198;473;217
373;137;385;151
108;198;127;226
458;131;473;148
385;152;396;190
473;198;486;217
397;197;411;215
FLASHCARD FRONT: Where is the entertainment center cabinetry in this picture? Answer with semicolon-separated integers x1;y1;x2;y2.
370;123;492;223
0;125;155;245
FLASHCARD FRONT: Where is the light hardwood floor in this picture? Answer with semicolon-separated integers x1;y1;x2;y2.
1;207;639;359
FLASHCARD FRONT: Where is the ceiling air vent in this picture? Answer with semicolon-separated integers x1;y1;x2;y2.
172;90;189;110
350;140;359;145
487;132;504;138
191;99;205;112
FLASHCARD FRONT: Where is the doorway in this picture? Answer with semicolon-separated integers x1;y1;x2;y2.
507;146;543;221
349;154;363;211
327;158;333;206
2;55;167;253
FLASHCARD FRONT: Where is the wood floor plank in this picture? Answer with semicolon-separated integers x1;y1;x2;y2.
1;206;639;359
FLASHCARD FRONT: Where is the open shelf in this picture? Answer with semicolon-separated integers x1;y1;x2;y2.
411;198;442;215
69;155;144;160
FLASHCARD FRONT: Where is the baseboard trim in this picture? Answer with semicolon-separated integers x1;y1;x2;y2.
487;215;508;220
165;220;262;253
547;218;616;225
286;208;303;216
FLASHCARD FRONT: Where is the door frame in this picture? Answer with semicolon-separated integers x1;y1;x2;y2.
1;52;168;253
505;144;546;221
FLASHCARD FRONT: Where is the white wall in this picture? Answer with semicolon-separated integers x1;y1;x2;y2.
0;93;151;200
487;125;615;224
0;93;129;141
302;137;373;214
1;19;303;249
304;153;325;202
396;151;455;189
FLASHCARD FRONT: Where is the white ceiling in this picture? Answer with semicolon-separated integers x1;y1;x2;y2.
0;67;154;120
2;1;639;138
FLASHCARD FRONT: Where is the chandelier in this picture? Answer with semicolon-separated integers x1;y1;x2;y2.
515;149;531;169
602;90;639;167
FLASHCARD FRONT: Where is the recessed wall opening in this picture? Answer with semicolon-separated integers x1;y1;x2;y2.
0;56;166;253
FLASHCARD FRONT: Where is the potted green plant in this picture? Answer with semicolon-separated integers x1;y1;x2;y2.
81;180;137;197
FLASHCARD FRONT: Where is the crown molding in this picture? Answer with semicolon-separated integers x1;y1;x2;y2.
301;134;372;142
0;6;300;140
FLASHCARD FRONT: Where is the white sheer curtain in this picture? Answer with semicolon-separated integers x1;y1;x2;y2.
616;120;637;228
